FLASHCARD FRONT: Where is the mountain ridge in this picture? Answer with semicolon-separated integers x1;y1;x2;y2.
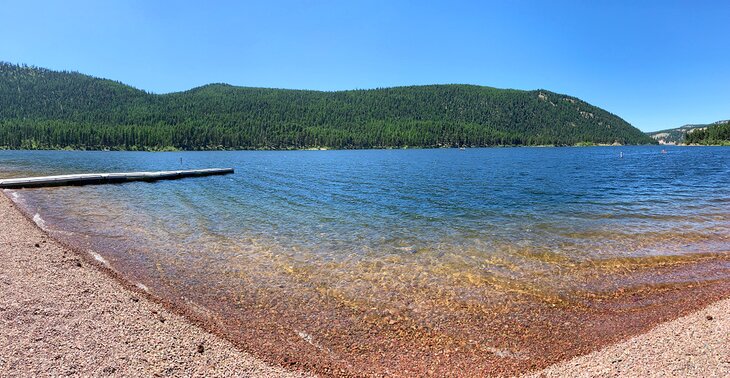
0;62;654;150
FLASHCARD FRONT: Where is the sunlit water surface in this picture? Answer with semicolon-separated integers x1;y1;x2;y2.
2;147;729;375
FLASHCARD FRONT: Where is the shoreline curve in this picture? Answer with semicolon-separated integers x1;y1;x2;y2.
0;191;312;377
1;190;728;377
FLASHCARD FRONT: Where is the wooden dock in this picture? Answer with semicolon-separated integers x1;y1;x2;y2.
0;168;234;189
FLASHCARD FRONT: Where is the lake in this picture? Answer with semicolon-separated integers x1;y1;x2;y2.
2;146;729;376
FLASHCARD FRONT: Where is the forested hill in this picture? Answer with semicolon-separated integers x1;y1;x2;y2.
648;120;729;145
684;121;730;145
0;63;654;150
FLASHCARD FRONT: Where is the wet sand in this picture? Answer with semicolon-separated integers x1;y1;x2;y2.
0;193;310;377
2;189;729;377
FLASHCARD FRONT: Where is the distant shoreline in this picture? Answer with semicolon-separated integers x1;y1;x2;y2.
0;143;664;153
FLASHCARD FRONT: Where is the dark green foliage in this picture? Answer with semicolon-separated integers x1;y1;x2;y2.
0;62;654;150
684;122;730;145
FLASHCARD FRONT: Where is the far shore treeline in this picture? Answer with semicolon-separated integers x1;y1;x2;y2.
684;122;730;146
0;63;655;151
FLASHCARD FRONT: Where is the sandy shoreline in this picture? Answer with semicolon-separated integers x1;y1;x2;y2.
0;192;310;377
1;189;729;377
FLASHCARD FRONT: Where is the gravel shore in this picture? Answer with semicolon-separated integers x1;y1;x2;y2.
0;193;310;377
1;189;728;377
529;296;730;377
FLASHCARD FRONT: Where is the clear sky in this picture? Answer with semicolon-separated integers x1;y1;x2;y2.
1;1;728;132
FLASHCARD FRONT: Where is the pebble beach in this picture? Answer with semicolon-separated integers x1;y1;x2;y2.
1;190;728;377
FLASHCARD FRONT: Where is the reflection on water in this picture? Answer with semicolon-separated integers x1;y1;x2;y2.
2;146;729;375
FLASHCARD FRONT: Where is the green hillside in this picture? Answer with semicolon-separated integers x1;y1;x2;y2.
685;121;730;145
0;62;654;150
646;120;729;144
646;125;701;144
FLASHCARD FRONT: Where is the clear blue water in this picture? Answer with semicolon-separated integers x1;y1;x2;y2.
2;146;729;374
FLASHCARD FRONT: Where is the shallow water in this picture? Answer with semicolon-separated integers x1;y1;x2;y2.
2;146;729;375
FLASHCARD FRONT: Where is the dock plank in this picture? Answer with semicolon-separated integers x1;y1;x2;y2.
0;168;234;188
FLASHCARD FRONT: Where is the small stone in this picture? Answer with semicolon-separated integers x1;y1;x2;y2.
197;343;205;354
102;366;116;374
34;243;40;248
131;297;139;303
706;315;713;321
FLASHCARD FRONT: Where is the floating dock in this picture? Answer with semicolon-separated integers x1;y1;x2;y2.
0;168;234;189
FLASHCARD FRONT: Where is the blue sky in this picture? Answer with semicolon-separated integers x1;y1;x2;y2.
1;1;728;132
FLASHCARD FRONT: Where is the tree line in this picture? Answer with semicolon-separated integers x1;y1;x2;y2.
684;122;730;145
